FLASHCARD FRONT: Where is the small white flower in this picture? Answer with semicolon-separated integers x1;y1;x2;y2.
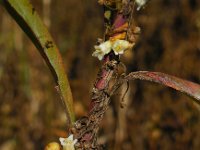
112;40;133;55
92;47;105;60
135;0;148;10
92;39;133;60
92;40;112;60
59;134;77;150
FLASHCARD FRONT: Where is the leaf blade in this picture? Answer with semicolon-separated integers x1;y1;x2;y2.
126;71;200;105
1;0;75;124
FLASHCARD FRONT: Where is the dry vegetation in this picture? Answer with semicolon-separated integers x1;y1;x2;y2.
0;0;200;149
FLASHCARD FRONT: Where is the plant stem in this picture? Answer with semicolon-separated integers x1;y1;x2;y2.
71;1;137;149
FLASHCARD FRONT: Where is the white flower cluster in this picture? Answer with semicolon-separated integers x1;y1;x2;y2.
92;39;133;60
59;134;77;150
135;0;148;10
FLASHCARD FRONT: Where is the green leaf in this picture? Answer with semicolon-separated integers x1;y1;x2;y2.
1;0;75;124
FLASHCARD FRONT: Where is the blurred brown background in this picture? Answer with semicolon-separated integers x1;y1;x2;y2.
0;0;200;149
